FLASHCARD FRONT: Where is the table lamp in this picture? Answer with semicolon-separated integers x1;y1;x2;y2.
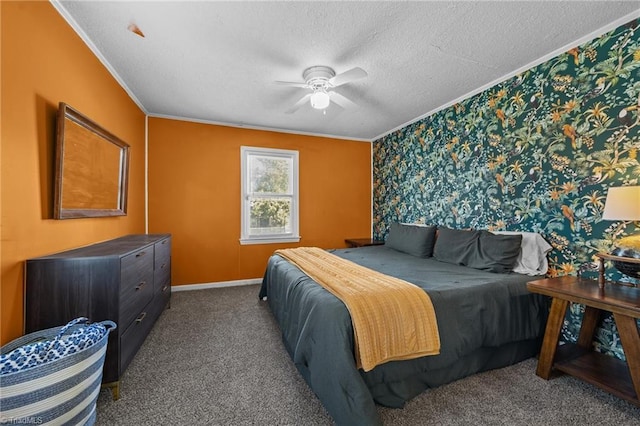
602;185;640;278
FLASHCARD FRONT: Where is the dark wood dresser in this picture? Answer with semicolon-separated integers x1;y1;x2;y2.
25;234;171;399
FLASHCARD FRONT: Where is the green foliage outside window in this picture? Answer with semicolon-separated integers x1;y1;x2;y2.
250;157;291;232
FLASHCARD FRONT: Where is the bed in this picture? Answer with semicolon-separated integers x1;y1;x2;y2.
259;225;550;425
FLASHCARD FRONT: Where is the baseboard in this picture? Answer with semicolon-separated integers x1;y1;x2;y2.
171;278;262;292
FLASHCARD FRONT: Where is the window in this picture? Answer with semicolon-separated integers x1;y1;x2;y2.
240;146;300;244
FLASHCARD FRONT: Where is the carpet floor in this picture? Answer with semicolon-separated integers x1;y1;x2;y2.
95;284;640;425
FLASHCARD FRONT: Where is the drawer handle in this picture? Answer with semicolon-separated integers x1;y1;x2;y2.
135;281;146;291
162;285;169;293
162;240;167;245
135;312;147;323
136;251;147;258
161;263;167;269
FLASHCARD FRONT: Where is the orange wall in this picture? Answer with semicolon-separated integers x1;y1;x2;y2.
148;118;372;285
1;2;146;344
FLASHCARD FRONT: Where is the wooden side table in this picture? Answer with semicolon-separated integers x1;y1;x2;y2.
344;238;384;248
527;276;640;407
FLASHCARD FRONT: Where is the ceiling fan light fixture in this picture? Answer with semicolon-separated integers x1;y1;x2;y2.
278;65;366;114
310;91;330;110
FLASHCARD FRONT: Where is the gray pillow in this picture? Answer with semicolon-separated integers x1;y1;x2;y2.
433;227;481;265
385;223;437;257
466;231;522;273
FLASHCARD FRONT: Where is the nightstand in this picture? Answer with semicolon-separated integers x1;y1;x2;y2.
344;238;384;248
527;276;640;407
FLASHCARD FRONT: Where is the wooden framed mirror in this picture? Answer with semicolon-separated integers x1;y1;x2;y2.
53;103;130;219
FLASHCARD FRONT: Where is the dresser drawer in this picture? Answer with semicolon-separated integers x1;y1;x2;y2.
120;302;156;375
154;238;171;294
120;248;154;327
156;280;171;310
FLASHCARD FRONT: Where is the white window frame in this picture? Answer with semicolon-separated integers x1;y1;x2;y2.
240;146;300;245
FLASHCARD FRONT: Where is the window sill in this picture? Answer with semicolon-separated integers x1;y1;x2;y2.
239;236;301;245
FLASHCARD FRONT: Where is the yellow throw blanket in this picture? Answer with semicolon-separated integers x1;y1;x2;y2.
275;247;440;371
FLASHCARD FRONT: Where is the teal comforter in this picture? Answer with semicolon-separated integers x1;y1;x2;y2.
259;246;547;425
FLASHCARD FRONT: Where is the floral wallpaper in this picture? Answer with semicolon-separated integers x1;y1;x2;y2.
373;19;640;360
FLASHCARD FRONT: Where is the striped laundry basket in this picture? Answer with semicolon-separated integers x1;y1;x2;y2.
0;318;116;425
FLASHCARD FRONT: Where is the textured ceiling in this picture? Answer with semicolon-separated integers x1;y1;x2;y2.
54;1;640;141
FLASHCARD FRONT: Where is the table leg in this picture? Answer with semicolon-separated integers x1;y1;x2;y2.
577;306;600;349
613;313;640;399
536;297;569;379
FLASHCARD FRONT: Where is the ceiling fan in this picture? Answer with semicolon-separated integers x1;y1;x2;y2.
276;66;367;114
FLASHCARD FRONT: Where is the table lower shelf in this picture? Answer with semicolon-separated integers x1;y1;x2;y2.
554;343;639;406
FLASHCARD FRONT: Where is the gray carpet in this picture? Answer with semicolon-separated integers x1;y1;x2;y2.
96;285;640;425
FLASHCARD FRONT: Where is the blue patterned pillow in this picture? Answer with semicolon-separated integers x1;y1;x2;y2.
0;318;109;375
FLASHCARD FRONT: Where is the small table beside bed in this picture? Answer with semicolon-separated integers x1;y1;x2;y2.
259;224;552;425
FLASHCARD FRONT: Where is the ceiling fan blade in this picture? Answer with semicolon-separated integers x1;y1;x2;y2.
275;81;309;88
329;91;356;109
329;67;367;87
285;93;311;114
